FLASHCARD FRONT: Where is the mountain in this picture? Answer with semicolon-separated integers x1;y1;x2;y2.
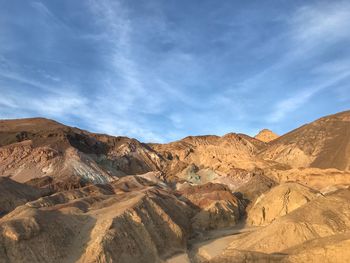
5;111;349;187
0;177;192;262
0;118;270;186
0;118;163;184
254;129;279;142
149;133;267;181
259;110;350;171
0;110;350;263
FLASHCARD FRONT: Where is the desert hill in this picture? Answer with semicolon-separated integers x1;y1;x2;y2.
149;133;268;182
0;110;350;262
0;118;163;184
260;110;350;171
0;177;191;262
247;182;319;226
2;110;349;187
213;188;350;256
254;129;279;142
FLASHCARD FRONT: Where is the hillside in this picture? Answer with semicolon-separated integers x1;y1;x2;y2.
259;110;350;171
0;110;350;262
0;118;163;184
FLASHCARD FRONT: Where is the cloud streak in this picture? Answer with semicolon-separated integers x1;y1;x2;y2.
0;0;349;141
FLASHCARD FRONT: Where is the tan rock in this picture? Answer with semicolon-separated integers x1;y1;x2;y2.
254;129;279;143
260;110;350;171
179;183;243;231
223;189;350;254
247;182;319;226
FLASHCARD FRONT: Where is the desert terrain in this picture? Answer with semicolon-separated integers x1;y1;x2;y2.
0;110;350;262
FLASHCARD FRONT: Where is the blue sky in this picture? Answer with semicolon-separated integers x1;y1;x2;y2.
0;0;349;142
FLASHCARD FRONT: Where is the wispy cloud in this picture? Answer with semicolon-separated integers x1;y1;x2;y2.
261;1;350;123
1;0;349;141
84;0;168;140
267;71;350;123
31;1;71;30
290;2;350;49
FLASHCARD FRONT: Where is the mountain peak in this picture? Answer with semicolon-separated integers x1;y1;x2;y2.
254;129;279;142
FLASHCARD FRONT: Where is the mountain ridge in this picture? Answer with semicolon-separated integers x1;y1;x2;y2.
0;110;350;262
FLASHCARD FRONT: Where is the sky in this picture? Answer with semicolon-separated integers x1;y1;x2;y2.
0;0;349;142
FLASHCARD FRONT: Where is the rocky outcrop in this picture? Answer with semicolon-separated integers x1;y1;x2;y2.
179;183;244;231
208;224;350;263
221;189;350;254
0;180;193;263
247;182;319;226
149;133;268;178
265;167;350;191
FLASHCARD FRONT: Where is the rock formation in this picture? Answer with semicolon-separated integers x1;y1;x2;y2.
247;182;319;226
0;110;350;262
179;183;244;231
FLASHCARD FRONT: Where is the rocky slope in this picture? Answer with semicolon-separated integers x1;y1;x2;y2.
179;183;244;231
0;177;191;263
0;118;163;184
1;111;350;186
217;189;350;254
0;177;43;216
149;133;267;180
194;189;350;262
247;182;319;226
259;110;350;171
0;110;350;262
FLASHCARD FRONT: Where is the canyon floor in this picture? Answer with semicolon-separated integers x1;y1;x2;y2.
0;110;350;262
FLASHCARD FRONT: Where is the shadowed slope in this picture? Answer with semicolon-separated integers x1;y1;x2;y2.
260;110;350;171
0;177;42;216
0;118;164;184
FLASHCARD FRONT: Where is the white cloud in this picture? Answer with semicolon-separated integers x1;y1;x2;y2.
267;71;350;123
0;96;18;108
290;2;350;48
31;94;88;117
263;1;350;123
83;0;193;141
1;0;349;142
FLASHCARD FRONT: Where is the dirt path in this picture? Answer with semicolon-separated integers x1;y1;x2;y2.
167;225;260;263
189;225;260;262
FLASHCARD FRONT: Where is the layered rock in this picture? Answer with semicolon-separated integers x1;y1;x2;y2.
265;167;350;191
149;133;267;179
0;178;193;263
0;111;350;263
0;118;163;184
179;183;244;231
221;189;350;254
